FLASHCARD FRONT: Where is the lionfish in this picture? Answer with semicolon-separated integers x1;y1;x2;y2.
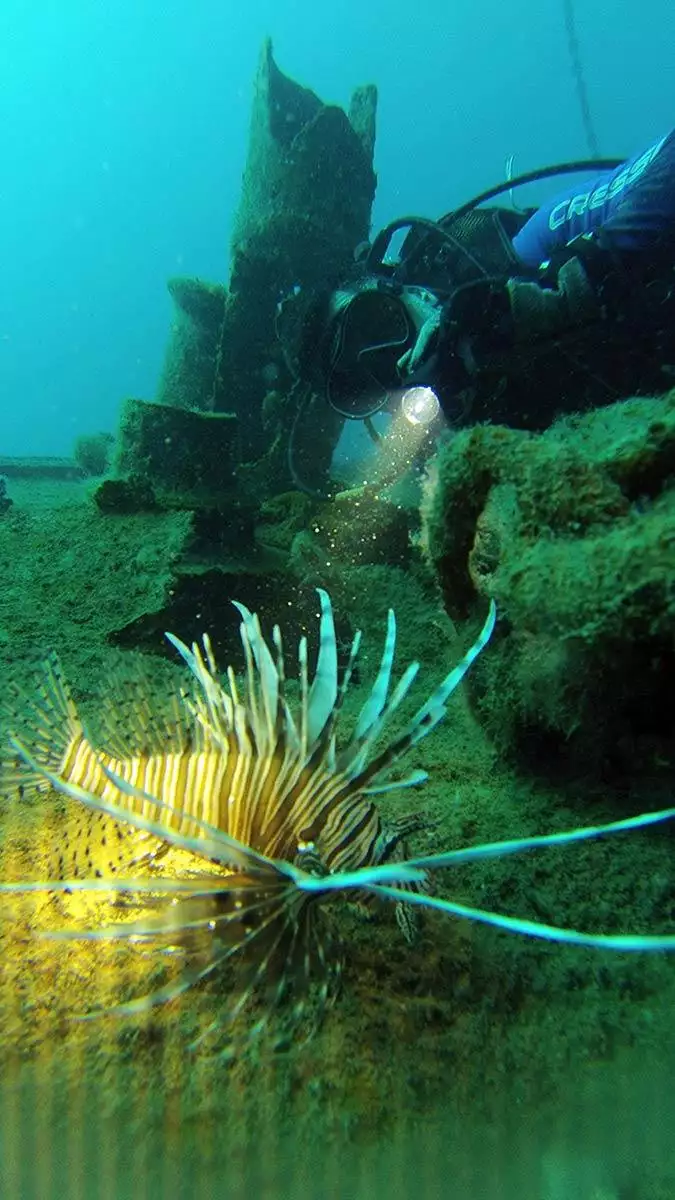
2;589;675;1053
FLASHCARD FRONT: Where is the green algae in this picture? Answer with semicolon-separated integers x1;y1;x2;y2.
422;390;675;774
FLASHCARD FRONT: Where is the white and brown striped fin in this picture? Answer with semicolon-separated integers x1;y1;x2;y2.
74;890;289;1029
93;656;197;759
334;600;497;793
1;652;85;799
192;899;303;1056
352;606;398;742
306;588;339;744
72;880;310;1056
0;657;170;878
232;602;281;750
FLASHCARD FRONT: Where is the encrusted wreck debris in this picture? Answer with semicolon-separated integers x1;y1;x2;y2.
421;389;675;775
153;39;377;499
38;41;384;662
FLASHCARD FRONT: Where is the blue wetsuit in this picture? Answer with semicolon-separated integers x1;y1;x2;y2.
428;129;675;428
513;130;675;267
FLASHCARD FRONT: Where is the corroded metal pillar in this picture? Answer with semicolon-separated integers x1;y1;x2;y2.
153;40;377;500
224;40;377;487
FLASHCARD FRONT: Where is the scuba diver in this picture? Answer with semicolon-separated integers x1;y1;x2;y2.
280;128;675;493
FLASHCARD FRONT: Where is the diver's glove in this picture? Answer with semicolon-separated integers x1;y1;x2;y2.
505;231;653;343
419;253;605;417
438;251;602;366
506;255;600;341
397;308;442;377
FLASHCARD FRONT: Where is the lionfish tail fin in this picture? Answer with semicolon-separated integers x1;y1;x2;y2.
0;653;85;798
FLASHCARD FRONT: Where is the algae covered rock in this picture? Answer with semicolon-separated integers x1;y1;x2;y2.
421;391;675;773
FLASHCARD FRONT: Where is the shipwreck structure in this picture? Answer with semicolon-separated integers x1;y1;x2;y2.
141;39;378;503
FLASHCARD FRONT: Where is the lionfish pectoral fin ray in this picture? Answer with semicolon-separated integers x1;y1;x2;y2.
77;888;295;1024
187;893;300;1051
46;881;287;944
369;883;675;951
358;802;675;950
406;802;675;873
362;769;428;795
258;908;318;1038
0;877;233;899
296;860;427;893
43;906;221;944
213;900;301;1054
75;961;218;1022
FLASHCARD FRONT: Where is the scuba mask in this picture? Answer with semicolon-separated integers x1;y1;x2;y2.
323;286;414;418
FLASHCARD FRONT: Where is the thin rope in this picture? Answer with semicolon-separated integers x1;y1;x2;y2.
563;0;601;159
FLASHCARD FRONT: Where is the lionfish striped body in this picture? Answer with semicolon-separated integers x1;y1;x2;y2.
0;590;493;1047
3;588;675;1054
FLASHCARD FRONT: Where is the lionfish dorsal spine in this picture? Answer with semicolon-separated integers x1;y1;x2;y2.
336;658;420;778
298;634;309;756
307;588;338;745
233;602;280;748
412;600;497;727
353;607;396;741
236;613;263;745
271;624;300;752
164;631;199;679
